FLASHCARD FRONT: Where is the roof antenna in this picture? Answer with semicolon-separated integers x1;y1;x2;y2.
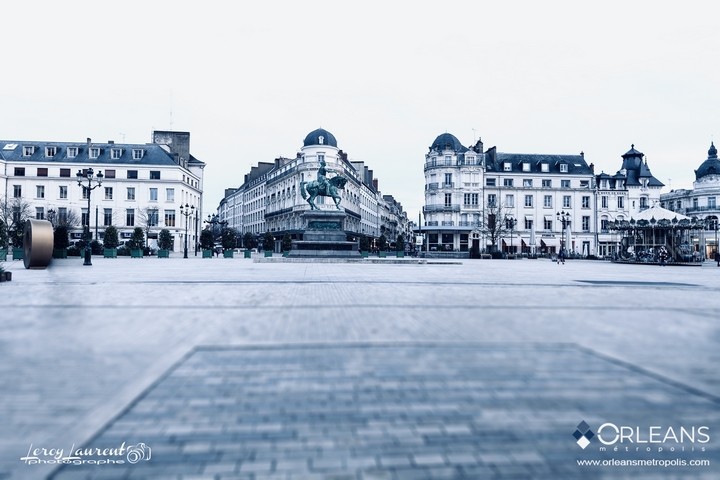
169;90;174;131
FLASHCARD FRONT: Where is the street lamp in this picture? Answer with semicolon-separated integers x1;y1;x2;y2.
179;203;195;259
506;217;517;254
76;168;103;266
556;210;571;255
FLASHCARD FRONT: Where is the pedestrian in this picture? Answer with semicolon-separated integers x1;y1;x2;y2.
658;247;668;266
715;250;720;267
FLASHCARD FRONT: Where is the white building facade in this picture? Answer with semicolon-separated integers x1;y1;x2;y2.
0;131;205;253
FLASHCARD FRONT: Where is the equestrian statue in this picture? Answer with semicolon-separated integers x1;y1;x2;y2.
300;158;348;210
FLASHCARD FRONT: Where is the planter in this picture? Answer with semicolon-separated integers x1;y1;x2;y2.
264;251;273;257
53;248;68;259
157;249;170;258
282;251;289;257
361;251;369;258
244;249;252;258
4;271;11;281
130;249;143;258
396;251;405;258
202;249;213;258
379;251;387;258
223;250;234;258
103;248;117;258
12;248;24;261
0;249;7;261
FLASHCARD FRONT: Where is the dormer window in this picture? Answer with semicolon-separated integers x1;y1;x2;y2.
541;163;549;172
111;148;122;160
67;147;78;158
45;146;57;157
503;162;512;171
23;146;35;156
522;163;530;172
560;163;568;173
89;147;100;159
132;149;144;160
318;136;324;145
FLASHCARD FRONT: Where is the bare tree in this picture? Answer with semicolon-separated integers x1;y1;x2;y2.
0;196;34;247
46;206;81;228
479;202;514;254
136;206;159;247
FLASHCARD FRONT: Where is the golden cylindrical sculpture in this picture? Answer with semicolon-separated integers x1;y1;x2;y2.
23;219;54;269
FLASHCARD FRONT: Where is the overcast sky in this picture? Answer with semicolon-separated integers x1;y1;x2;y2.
3;1;719;221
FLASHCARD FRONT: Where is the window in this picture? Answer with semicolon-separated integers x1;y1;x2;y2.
544;218;553;230
165;210;176;227
544;195;552;208
105;187;113;200
523;179;533;187
504;178;514;187
505;194;514;208
104;209;113;226
127;170;138;179
524;218;533;230
36;185;45;199
150;171;161;180
541;163;549;173
59;186;68;199
561;180;570;188
23;146;34;156
601;219;608;231
67;147;78;158
708;197;717;208
111;148;122;159
127;187;135;200
524;195;533;207
60;168;71;177
37;168;48;177
148;209;159;227
166;188;175;202
640;197;648;209
580;180;589;188
522;163;530;172
444;155;452;166
582;216;590;232
486;178;496;187
618;196;624;209
444;193;452;207
14;167;25;176
676;200;682;209
463;193;479;206
601;196;608;209
82;186;89;199
149;188;158;201
693;198;699;208
58;207;67;224
560;163;568;173
81;208;89;227
101;169;115;179
317;154;324;163
13;185;21;197
132;149;144;160
563;196;571;208
487;194;496;207
45;146;57;157
503;162;512;171
89;147;100;159
126;209;135;226
444;173;452;187
582;196;590;208
542;179;551;188
36;207;44;220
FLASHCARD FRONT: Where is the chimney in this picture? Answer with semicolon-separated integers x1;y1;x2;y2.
86;138;91;150
108;140;114;144
373;179;379;190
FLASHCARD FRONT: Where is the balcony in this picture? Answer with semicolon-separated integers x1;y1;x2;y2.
426;183;439;190
685;205;719;213
423;204;461;213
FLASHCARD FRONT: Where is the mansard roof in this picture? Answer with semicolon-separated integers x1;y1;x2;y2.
0;140;180;166
487;152;593;174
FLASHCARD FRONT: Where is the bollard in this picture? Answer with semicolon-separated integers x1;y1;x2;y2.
23;219;54;269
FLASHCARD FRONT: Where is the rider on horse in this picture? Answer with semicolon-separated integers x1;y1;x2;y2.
317;158;334;195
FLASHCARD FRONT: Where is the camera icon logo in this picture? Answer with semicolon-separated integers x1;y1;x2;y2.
126;443;152;464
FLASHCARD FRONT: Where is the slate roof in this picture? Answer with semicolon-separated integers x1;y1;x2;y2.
487;152;593;175
429;133;468;153
695;142;720;180
0;140;180;166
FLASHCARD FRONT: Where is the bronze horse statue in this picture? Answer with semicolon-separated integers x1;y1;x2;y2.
300;175;347;210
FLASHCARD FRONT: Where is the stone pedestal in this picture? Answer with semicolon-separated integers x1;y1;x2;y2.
288;210;360;258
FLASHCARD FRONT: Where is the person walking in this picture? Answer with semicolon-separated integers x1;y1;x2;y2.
715;250;719;267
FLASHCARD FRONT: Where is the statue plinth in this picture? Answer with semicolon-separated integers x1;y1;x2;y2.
288;210;360;258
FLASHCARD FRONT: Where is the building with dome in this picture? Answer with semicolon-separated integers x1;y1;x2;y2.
217;128;410;251
660;142;720;258
421;132;597;256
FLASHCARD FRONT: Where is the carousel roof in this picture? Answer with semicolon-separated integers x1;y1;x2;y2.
632;205;689;222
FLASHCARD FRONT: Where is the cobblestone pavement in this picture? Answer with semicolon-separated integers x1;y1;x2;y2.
1;256;718;479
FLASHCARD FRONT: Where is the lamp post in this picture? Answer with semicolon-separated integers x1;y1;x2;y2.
204;214;228;253
76;168;103;266
179;203;195;259
556;210;571;255
506;217;517;255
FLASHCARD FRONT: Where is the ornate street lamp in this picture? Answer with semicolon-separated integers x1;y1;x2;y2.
556;210;571;254
506;217;517;254
179;203;195;259
76;168;103;266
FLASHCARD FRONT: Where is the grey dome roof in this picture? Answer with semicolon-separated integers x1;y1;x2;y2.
303;128;337;147
430;133;467;153
695;142;720;180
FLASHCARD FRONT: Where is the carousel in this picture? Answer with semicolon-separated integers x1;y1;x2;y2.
608;205;705;263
